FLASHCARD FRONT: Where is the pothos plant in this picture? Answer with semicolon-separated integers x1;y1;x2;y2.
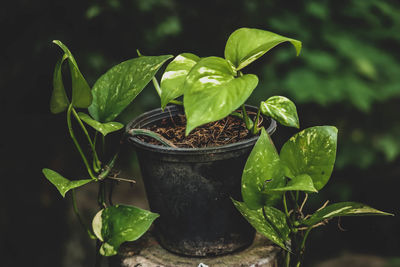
159;27;302;135
232;126;393;267
42;27;321;261
42;41;173;258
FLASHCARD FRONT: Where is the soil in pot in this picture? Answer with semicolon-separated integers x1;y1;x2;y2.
126;105;276;257
137;112;261;148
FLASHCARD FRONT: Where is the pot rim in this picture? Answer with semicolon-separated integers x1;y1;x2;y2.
125;105;277;155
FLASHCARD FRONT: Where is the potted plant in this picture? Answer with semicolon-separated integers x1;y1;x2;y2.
125;28;304;256
45;27;361;262
43;28;301;256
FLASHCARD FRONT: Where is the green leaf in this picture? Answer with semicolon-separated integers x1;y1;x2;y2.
52;40;93;108
160;53;200;109
232;200;289;250
267;174;317;193
183;56;258;135
242;128;285;209
301;202;394;226
260;96;299;128
224;28;301;70
42;168;92;198
50;54;69;114
92;205;159;256
78;112;123;136
280;126;338;190
88;55;173;122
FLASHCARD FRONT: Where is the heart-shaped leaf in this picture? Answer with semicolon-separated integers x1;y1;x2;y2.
260;96;299;128
183;56;258;135
280;126;338;190
50;54;69;114
232;200;289;250
92;205;159;256
160;53;200;109
42;168;92;197
53;40;92;108
267;174;317;193
301;202;393;227
242;128;285;209
224;28;301;70
78;112;123;136
89;55;173;123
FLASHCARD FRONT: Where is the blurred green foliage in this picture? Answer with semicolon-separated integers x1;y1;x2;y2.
251;0;400;169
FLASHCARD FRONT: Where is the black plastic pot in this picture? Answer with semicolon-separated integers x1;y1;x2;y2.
126;105;276;257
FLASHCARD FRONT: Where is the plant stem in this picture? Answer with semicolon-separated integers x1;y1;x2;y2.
290;191;300;212
294;227;312;267
241;104;254;131
97;135;107;209
283;192;290;218
71;107;101;172
97;181;106;209
98;152;119;180
300;227;312;253
72;189;96;239
169;99;183;106
67;104;97;180
252;108;261;134
128;128;177;148
152;77;162;97
285;250;291;267
230;111;243;120
93;132;99;171
152;76;183;106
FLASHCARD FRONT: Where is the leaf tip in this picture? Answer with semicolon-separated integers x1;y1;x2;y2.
185;118;196;136
293;40;302;56
185;127;192;136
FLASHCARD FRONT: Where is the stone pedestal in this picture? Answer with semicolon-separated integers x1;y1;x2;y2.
110;234;281;267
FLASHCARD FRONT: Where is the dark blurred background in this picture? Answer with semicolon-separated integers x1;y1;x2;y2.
1;0;399;266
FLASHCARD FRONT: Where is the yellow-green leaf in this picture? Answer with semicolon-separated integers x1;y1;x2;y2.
88;55;173;122
52;40;92;108
183;56;258;135
160;53;200;109
242;128;285;209
50;54;69;114
78;112;123;136
301;202;393;226
232;200;289;250
280;126;338;190
224;28;301;70
92;205;159;256
267;174;317;193
260;96;299;128
42;168;92;198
